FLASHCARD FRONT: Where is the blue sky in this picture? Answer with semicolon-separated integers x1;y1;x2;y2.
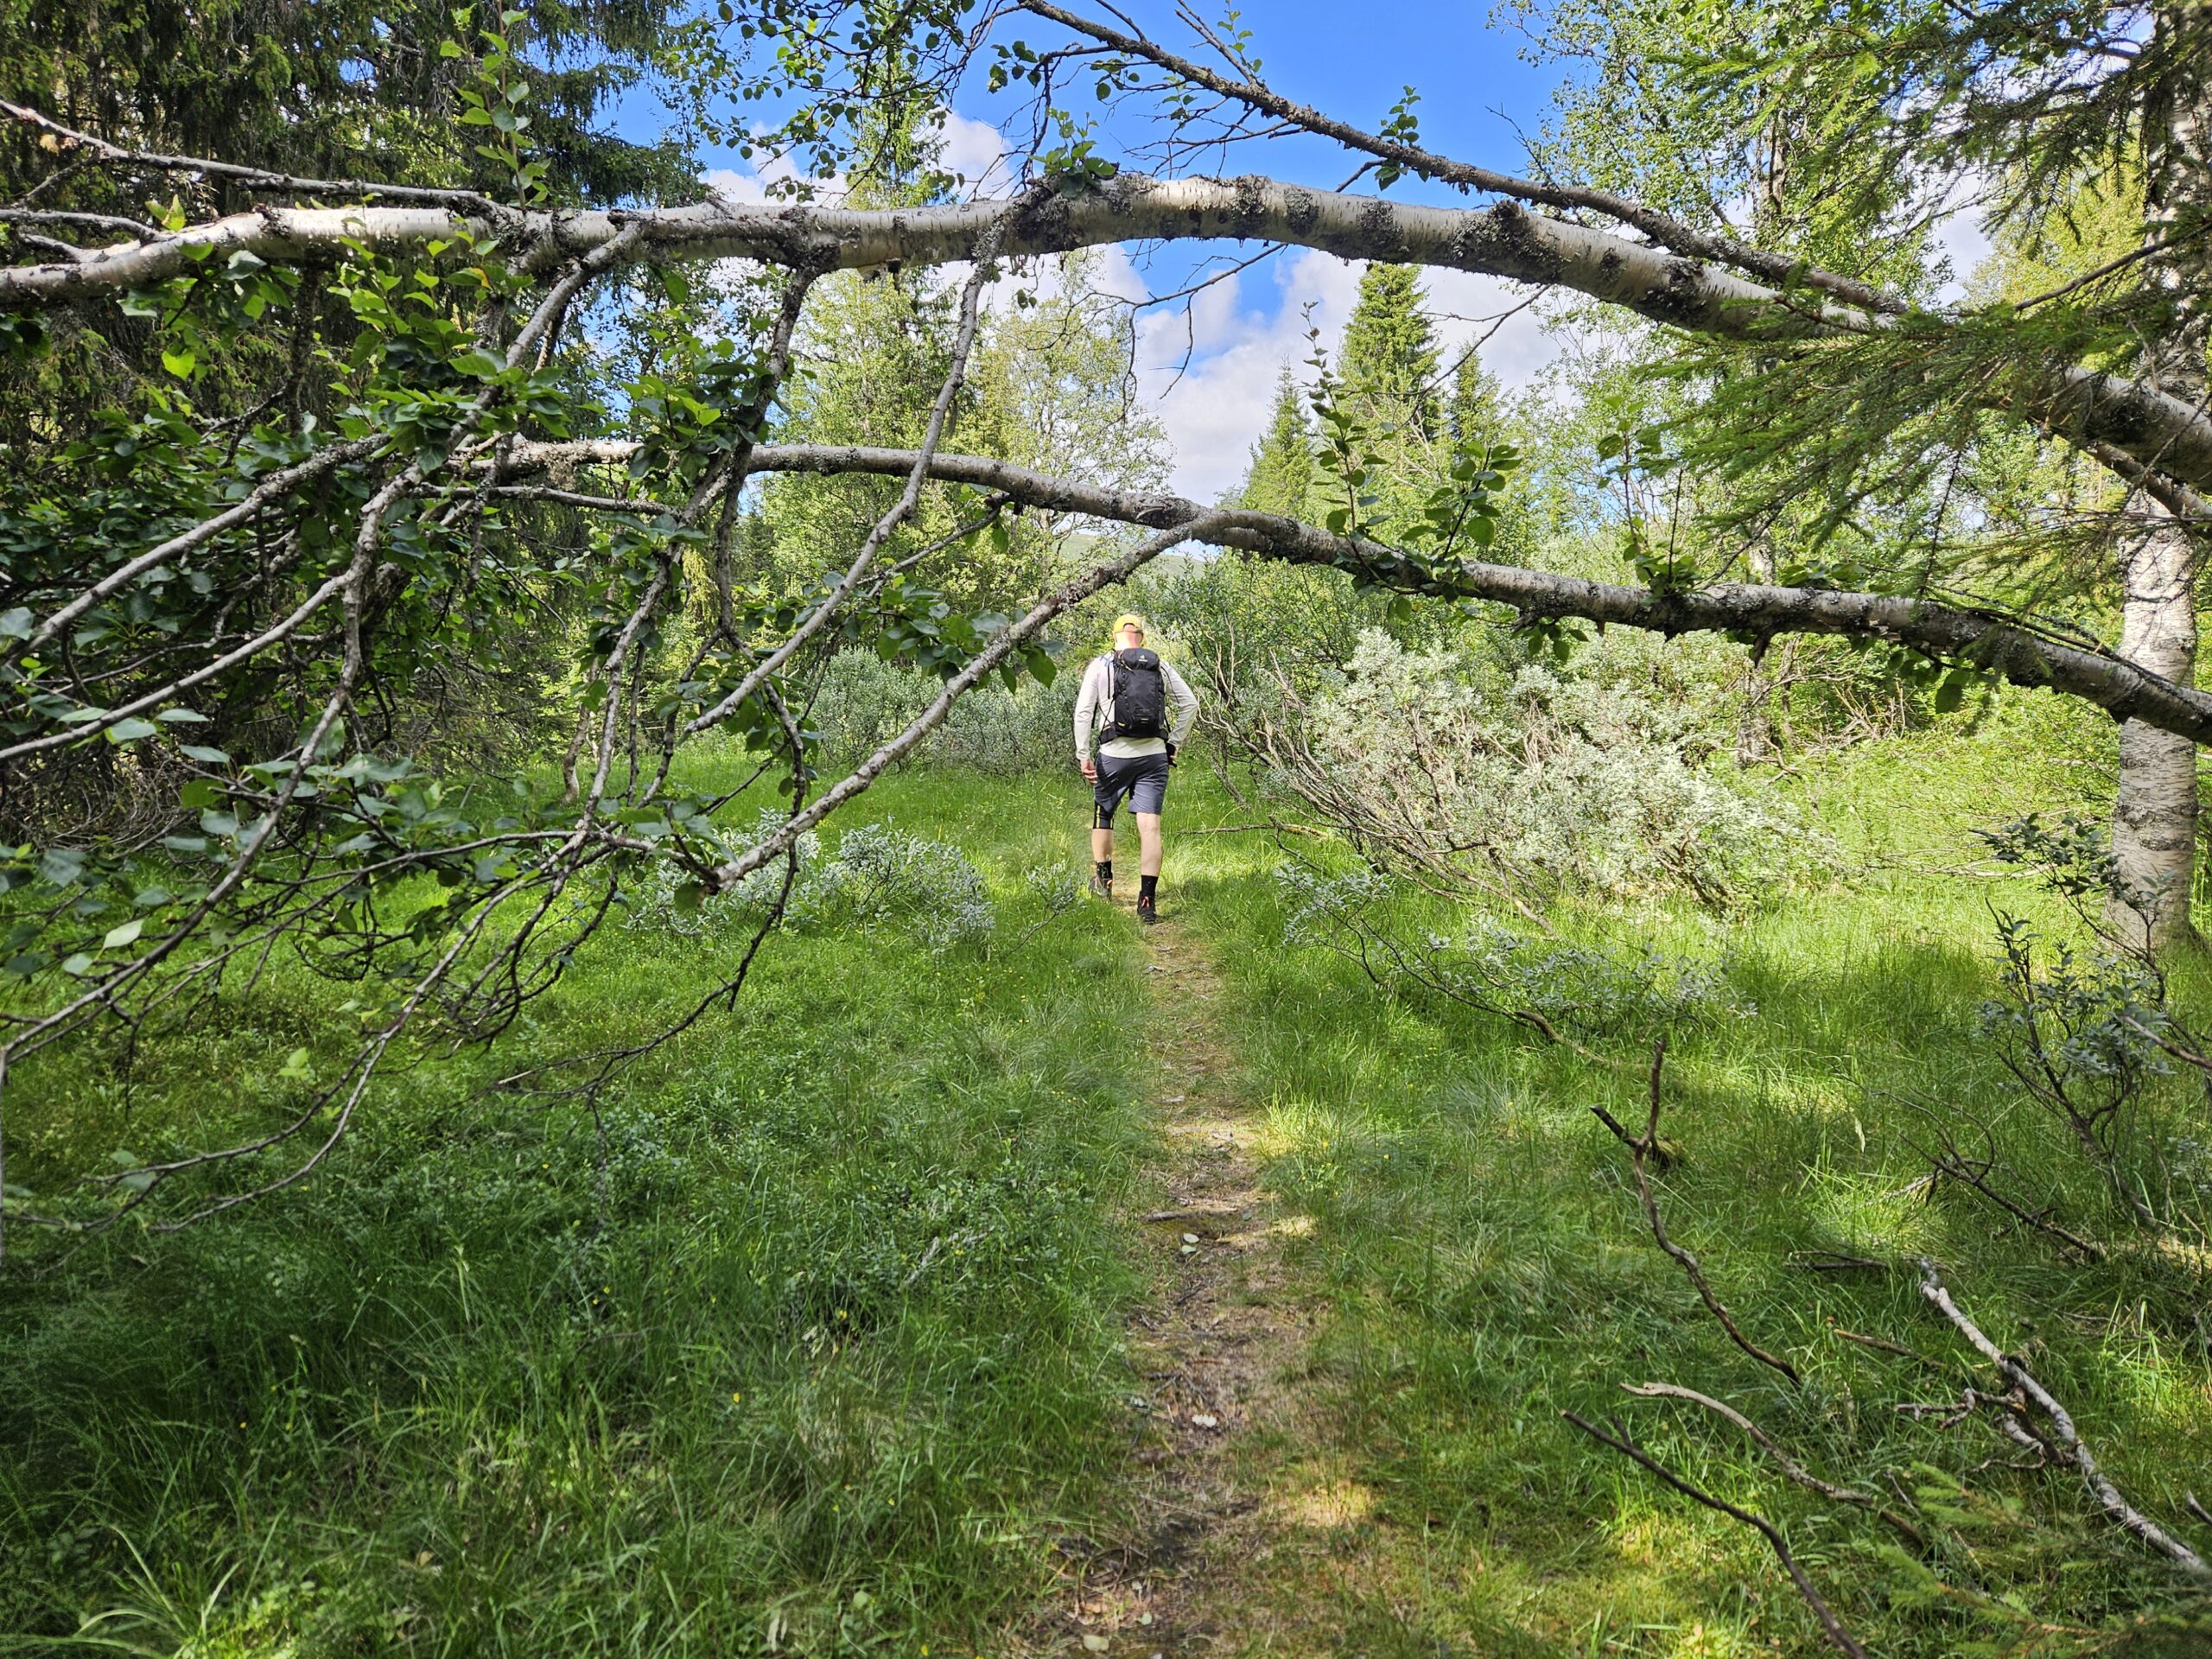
611;5;1994;498
619;5;1582;496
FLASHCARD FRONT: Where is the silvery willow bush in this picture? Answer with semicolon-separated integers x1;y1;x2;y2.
792;823;995;954
1280;865;1751;1045
809;650;1077;776
1278;629;1815;907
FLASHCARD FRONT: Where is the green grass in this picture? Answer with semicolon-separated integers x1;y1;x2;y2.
1158;700;2212;1655
8;695;2212;1656
1;765;1155;1655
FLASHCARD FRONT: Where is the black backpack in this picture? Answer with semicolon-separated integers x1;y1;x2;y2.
1103;647;1166;741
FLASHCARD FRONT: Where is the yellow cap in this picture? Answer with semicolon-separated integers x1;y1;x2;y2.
1111;613;1147;639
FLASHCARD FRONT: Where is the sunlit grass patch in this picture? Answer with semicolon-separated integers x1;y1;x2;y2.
1166;737;2212;1656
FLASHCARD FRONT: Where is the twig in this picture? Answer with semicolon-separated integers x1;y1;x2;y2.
1623;1382;1927;1548
1181;821;1331;837
1563;1411;1873;1658
901;1234;949;1290
1829;1325;1946;1372
1916;1258;2209;1576
1613;1040;1801;1384
1792;1250;1890;1273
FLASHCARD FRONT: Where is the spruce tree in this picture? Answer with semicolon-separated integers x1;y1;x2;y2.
1446;349;1506;449
1238;367;1317;516
1336;264;1442;437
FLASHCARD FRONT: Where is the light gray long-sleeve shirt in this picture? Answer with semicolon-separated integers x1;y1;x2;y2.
1073;652;1200;760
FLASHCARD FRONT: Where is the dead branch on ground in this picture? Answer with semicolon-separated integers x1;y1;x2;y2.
1623;1381;1928;1547
1591;1039;1802;1384
1917;1258;2209;1576
1562;1410;1872;1658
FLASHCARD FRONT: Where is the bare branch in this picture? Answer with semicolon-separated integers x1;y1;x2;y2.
1562;1411;1873;1658
1014;0;1908;315
1623;1382;1928;1546
681;191;1043;741
1610;1039;1802;1385
0;98;512;213
6;168;2211;496
1917;1258;2209;1575
493;440;2212;745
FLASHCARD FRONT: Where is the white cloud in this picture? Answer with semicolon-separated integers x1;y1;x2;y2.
703;166;763;205
933;110;1014;196
1931;207;1995;303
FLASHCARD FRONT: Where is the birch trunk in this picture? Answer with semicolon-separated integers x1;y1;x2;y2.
2110;4;2210;945
2111;514;2200;944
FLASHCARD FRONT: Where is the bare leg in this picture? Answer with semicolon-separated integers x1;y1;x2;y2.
1136;812;1163;878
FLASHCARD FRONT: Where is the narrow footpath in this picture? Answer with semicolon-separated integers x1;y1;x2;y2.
1023;903;1381;1656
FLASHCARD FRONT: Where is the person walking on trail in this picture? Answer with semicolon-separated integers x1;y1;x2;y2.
1074;613;1200;925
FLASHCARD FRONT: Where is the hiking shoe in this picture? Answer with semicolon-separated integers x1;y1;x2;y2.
1135;894;1160;925
1090;872;1113;899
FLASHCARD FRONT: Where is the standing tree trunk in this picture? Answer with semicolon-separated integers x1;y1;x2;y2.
2110;4;2210;947
2111;513;2201;944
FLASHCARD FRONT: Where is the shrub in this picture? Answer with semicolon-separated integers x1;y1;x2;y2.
1279;865;1750;1041
1269;629;1815;906
808;651;1076;776
793;823;995;953
622;807;819;935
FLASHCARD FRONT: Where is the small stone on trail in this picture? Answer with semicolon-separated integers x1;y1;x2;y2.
1082;1636;1110;1652
1179;1243;1197;1255
1191;1413;1220;1430
1180;1232;1198;1244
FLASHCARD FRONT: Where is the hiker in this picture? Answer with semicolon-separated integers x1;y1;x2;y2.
1074;613;1200;925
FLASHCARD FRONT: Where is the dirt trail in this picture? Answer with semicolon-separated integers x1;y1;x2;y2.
1024;905;1363;1656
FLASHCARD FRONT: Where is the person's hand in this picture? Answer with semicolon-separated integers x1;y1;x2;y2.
1165;741;1178;766
1080;756;1097;781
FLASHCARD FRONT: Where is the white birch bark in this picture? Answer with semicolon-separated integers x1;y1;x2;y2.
2111;4;2211;943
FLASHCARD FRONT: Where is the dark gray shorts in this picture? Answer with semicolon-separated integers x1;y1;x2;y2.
1092;750;1170;824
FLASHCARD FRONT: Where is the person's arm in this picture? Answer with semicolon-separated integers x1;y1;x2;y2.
1163;661;1201;750
1072;658;1103;766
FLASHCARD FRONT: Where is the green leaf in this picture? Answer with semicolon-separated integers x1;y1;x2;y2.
161;346;196;379
105;717;159;743
102;918;143;950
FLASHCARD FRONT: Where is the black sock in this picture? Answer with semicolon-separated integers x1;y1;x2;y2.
1139;874;1158;902
1096;861;1113;881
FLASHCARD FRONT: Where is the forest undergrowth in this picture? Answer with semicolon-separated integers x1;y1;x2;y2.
5;709;2212;1656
